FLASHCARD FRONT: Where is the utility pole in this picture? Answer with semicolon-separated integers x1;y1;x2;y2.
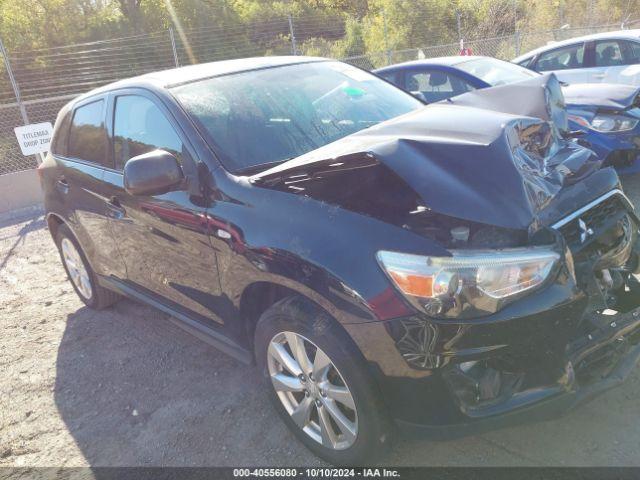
456;10;462;41
587;0;595;27
169;27;180;67
382;8;391;65
0;36;46;164
288;14;297;55
513;0;520;57
0;36;28;126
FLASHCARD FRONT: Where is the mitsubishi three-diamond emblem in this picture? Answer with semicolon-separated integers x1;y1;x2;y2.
578;218;594;244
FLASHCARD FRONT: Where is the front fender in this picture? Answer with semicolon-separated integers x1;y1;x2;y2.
208;168;449;325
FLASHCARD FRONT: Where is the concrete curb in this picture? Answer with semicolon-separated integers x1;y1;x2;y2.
0;169;43;217
0;203;44;227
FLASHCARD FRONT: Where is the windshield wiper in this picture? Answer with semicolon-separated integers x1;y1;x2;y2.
234;159;292;176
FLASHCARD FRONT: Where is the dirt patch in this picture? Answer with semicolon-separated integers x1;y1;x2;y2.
1;174;640;466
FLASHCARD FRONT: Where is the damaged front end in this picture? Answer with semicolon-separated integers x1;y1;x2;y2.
381;109;640;425
252;75;640;427
383;181;640;427
385;188;640;425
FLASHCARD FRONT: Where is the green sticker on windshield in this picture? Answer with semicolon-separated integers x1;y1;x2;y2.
343;86;365;97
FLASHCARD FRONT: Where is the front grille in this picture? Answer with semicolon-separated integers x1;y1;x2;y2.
559;196;624;249
553;191;634;257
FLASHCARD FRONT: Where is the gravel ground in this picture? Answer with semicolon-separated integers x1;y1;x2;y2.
1;174;640;467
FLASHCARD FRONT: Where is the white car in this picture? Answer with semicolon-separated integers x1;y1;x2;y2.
513;29;640;86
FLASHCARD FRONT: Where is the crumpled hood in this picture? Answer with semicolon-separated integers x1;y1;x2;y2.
561;83;640;111
443;74;569;133
252;78;601;231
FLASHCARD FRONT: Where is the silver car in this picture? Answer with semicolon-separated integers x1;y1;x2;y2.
513;29;640;86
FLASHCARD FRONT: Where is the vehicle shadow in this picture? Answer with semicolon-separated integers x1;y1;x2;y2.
53;299;324;467
53;297;640;467
0;215;46;272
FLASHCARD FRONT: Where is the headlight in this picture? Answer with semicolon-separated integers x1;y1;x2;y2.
377;248;560;319
569;113;639;132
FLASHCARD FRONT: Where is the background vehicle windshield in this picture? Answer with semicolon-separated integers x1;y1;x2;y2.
172;61;422;173
456;57;539;86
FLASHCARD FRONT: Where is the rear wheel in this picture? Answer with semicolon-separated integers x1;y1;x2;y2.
55;223;119;309
255;296;391;465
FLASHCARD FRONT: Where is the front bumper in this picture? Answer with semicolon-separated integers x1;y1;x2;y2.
346;280;640;431
396;304;640;439
344;286;640;438
581;127;640;175
345;192;640;436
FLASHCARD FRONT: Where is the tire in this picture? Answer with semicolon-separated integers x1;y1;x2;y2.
255;295;392;465
55;223;120;310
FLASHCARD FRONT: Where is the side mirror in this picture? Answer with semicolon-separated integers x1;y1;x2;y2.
124;149;184;196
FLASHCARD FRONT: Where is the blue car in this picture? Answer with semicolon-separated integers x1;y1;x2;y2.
375;56;640;174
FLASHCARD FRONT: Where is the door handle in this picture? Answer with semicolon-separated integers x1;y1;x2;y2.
56;177;69;194
106;196;126;219
593;73;606;78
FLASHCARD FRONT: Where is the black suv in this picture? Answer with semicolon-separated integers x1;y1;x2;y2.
40;57;640;465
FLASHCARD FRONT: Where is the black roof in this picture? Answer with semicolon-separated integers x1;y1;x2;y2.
74;56;326;102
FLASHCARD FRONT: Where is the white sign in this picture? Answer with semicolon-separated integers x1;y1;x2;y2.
14;122;53;156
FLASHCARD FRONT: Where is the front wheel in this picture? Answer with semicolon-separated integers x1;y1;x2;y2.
255;296;391;465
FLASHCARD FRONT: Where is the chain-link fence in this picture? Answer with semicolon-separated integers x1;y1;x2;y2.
1;15;639;176
0;95;75;175
345;20;640;71
343;34;519;70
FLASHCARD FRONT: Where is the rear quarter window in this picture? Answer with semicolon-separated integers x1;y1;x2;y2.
67;99;109;166
51;110;71;156
516;57;533;68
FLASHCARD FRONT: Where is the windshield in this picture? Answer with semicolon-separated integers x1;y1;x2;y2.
456;57;538;86
172;61;422;173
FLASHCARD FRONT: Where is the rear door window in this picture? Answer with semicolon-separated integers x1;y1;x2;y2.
620;40;640;65
535;43;585;71
404;70;474;103
594;40;626;67
112;95;183;171
67;100;108;166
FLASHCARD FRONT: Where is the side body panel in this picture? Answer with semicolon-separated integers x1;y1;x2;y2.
42;95;126;278
100;88;225;329
586;38;640;85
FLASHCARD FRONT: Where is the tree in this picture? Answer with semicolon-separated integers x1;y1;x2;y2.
117;0;143;31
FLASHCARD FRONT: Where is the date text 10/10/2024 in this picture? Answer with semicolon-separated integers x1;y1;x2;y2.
233;468;401;478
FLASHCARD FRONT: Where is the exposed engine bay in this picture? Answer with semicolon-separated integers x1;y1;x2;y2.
555;191;639;311
386;189;640;420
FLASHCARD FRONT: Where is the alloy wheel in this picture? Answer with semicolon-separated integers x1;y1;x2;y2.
61;237;93;301
267;331;358;450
